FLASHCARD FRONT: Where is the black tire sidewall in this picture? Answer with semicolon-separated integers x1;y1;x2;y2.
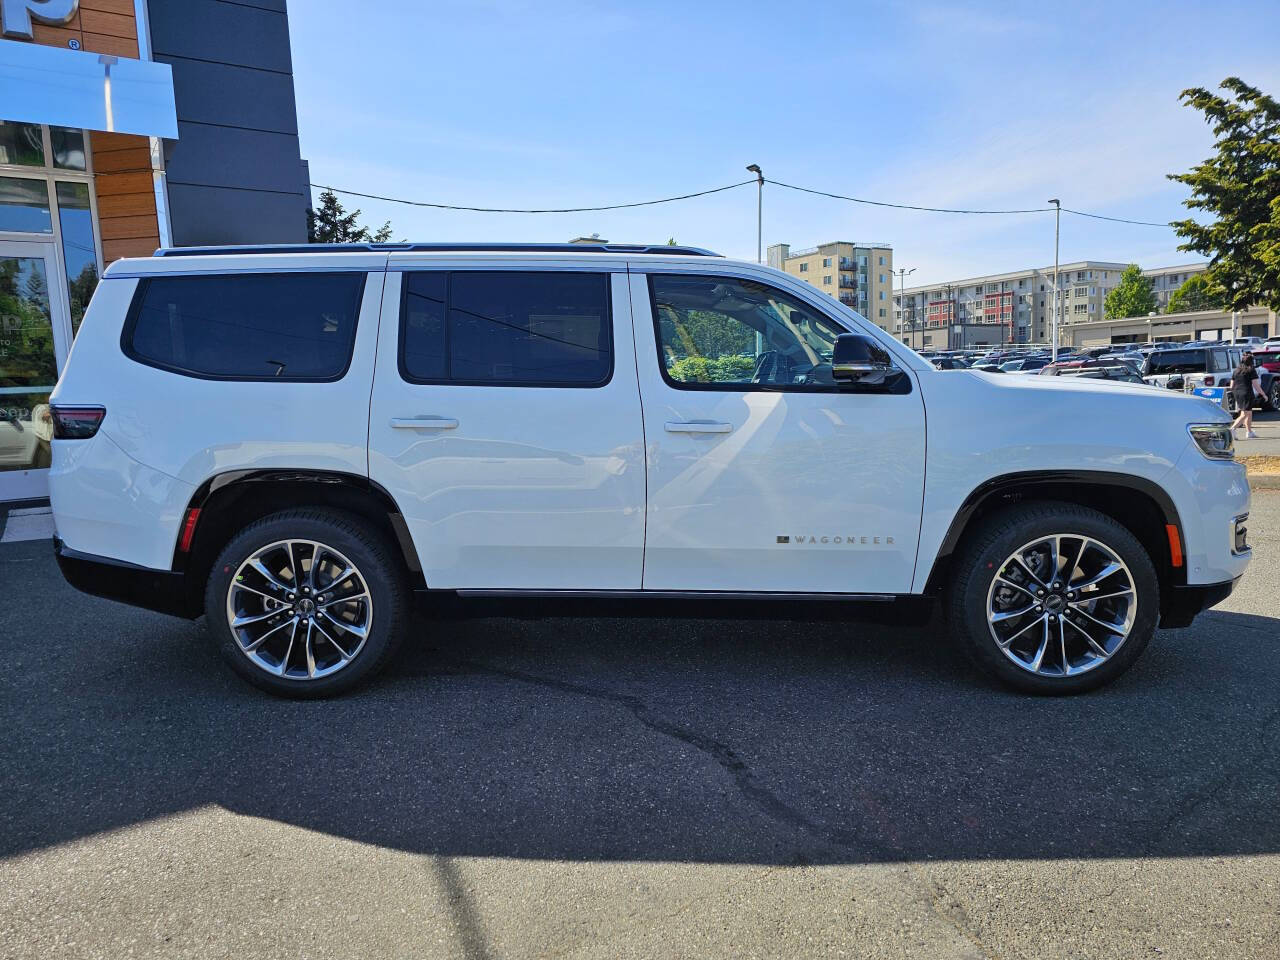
204;509;408;698
951;503;1160;695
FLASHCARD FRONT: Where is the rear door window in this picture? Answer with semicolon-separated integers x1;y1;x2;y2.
125;272;365;381
400;271;612;387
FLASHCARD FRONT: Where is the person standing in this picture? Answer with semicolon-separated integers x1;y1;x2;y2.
1229;352;1265;439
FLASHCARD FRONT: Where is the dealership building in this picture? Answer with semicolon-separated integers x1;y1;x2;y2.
1;0;308;502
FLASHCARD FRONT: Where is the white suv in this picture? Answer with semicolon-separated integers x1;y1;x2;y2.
48;243;1251;697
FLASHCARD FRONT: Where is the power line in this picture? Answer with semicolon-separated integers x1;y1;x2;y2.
310;179;755;214
764;178;1052;215
312;178;1177;228
1059;207;1172;228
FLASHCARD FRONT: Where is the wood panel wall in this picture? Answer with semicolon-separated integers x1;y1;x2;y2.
28;0;160;262
89;132;161;262
29;0;139;58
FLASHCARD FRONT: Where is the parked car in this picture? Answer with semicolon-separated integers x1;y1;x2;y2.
1247;350;1280;409
999;356;1051;373
1142;344;1239;389
1055;366;1147;384
1142;344;1277;411
1098;352;1145;371
49;242;1250;698
931;356;969;370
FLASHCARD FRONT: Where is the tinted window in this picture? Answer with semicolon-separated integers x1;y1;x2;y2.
649;274;851;390
401;271;611;386
127;273;365;380
1144;349;1206;375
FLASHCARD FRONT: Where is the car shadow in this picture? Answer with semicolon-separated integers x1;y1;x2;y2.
3;540;1278;867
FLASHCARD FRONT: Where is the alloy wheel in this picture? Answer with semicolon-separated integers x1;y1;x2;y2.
225;539;373;680
985;534;1137;678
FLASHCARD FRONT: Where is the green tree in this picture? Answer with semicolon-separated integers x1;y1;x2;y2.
307;188;393;243
1168;78;1280;311
1165;273;1225;314
1103;264;1158;319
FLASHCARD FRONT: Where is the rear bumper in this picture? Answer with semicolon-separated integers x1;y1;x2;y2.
54;537;196;619
1160;577;1238;629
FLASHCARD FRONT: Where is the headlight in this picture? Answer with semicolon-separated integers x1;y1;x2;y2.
1188;423;1234;460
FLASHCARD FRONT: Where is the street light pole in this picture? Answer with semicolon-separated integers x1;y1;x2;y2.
746;164;763;263
1048;198;1061;360
893;267;916;347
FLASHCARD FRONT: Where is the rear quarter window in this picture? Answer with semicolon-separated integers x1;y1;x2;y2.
123;272;366;381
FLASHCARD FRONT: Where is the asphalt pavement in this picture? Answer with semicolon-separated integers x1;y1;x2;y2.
2;495;1278;959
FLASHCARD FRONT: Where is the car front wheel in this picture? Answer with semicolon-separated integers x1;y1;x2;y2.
948;502;1160;694
205;508;409;698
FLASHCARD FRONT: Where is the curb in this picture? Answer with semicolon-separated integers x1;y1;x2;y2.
1248;473;1280;491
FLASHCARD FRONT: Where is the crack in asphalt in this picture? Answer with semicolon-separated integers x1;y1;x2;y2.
439;656;1000;958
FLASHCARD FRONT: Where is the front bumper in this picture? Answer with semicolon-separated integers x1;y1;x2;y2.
54;537;197;619
1160;577;1238;629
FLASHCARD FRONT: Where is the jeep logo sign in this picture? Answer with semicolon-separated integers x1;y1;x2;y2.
1;0;79;40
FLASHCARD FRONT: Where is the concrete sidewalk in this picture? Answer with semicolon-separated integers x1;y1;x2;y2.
1235;410;1280;457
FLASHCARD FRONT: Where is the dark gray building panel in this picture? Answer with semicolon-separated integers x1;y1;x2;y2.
165;59;299;135
166;123;307;193
148;0;293;74
166;183;308;247
149;0;309;245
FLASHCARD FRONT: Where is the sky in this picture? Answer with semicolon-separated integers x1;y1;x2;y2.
289;0;1280;287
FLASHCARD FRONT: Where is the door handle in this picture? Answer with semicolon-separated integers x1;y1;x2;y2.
664;420;732;434
390;417;459;430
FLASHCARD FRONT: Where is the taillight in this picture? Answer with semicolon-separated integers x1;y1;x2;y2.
1204;376;1215;387
50;405;106;439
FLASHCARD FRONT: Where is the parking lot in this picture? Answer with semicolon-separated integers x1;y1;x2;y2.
1;493;1277;959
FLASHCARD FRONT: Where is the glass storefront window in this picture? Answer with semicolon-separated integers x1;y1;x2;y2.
50;127;87;171
0;177;53;234
0;122;45;167
0;256;57;473
55;182;99;336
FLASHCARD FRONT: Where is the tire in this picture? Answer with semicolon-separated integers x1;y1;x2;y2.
946;501;1160;695
1269;381;1280;413
204;508;410;698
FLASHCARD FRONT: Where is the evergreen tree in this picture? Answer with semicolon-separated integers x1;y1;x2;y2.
307;189;393;243
1168;78;1280;311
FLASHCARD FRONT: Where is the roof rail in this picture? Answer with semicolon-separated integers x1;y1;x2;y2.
153;242;722;258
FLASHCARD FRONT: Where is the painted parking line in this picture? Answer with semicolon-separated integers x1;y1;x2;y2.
0;507;55;543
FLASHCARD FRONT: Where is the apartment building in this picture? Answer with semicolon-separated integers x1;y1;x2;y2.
892;260;1211;348
1144;263;1207;310
894;261;1129;348
767;242;895;330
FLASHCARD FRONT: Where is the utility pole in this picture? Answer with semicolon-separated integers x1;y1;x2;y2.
1048;198;1061;360
893;266;916;347
746;164;763;263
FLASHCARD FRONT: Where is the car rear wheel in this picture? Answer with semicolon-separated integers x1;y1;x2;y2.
1269;381;1280;412
947;502;1160;694
205;508;409;698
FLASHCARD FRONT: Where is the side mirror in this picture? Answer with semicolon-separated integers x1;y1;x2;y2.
833;333;894;387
